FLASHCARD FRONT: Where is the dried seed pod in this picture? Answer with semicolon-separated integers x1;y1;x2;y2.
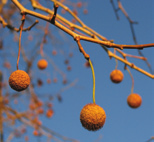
9;70;30;92
127;93;142;108
33;130;39;136
37;59;48;70
46;109;54;118
77;2;82;8
80;103;106;131
110;69;123;83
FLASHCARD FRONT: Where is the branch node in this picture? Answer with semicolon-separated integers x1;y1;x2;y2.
74;35;80;41
50;3;59;24
75;36;90;60
120;46;123;50
130;63;134;68
70;25;75;31
91;34;95;38
21;13;26;21
110;40;114;43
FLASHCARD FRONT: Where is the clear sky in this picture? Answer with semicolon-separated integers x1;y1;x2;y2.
1;0;153;142
45;1;153;142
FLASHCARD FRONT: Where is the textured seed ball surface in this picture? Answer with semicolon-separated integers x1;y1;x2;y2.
80;103;106;131
37;59;48;70
110;69;123;83
127;93;142;108
9;70;30;92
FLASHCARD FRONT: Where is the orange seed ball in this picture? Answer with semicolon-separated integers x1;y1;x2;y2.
127;93;142;108
80;103;106;131
33;130;39;136
110;69;123;83
37;59;48;70
46;109;54;118
52;50;57;56
77;2;82;8
83;9;88;14
9;70;30;92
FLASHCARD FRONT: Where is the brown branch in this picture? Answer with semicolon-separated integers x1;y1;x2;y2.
23;20;39;31
111;0;138;44
110;0;120;20
0;15;39;32
75;36;90;60
51;0;107;41
50;3;59;24
11;0;154;79
5;106;79;142
79;35;154;49
51;0;86;27
115;49;147;60
110;0;153;74
56;18;88;37
104;46;154;78
28;0;154;50
138;50;154;74
117;0;153;73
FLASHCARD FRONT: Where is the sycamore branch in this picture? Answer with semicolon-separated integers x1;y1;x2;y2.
11;0;154;49
0;15;39;32
10;0;154;79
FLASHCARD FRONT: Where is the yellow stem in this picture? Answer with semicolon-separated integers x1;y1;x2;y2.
88;59;95;104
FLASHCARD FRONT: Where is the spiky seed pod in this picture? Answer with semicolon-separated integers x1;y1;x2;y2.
9;70;30;92
110;69;123;83
37;59;48;70
80;103;106;131
127;93;142;108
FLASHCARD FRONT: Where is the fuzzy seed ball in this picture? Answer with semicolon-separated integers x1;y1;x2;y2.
37;59;48;70
110;69;123;83
80;103;106;131
127;93;142;108
9;70;30;92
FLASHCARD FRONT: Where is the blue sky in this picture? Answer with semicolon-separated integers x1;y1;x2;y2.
47;1;153;142
1;0;153;142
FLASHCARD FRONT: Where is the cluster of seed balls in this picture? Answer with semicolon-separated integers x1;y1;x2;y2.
9;59;48;92
80;69;142;131
110;69;142;108
8;62;141;132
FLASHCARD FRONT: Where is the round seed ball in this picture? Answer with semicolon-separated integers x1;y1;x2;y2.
37;59;48;70
127;93;142;108
80;103;106;131
110;69;123;83
9;70;30;92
